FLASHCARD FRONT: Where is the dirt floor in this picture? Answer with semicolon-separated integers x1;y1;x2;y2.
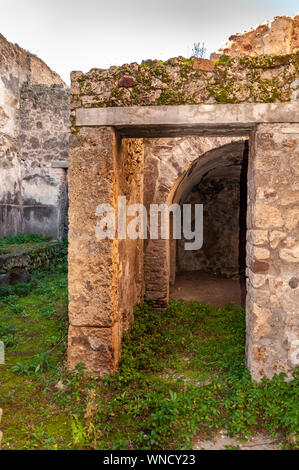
170;271;246;308
194;431;281;450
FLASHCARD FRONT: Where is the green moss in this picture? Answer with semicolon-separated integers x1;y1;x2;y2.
157;89;194;106
107;87;131;106
70;115;80;135
72;53;297;107
217;55;231;65
207;85;239;103
240;54;294;69
207;70;240;104
136;67;152;86
154;62;171;84
182;58;194;72
247;71;285;102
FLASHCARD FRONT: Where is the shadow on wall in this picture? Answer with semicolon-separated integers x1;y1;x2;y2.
173;141;248;278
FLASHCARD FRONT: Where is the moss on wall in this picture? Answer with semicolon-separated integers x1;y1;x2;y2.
70;53;299;123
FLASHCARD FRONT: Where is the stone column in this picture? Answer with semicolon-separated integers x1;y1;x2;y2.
144;239;169;310
67;126;121;378
246;123;299;381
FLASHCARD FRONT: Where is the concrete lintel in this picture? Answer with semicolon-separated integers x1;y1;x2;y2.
114;124;252;138
76;103;299;136
51;161;68;169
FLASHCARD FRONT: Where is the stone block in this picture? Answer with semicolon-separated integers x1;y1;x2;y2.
68;324;121;378
269;230;286;248
280;244;299;263
255;204;283;229
247;229;268;246
193;58;215;71
250;259;270;273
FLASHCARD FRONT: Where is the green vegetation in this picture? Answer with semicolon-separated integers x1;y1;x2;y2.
0;233;52;247
158;89;195;106
0;245;298;449
0;236;67;298
70;53;298;112
0;233;55;257
217;55;231;66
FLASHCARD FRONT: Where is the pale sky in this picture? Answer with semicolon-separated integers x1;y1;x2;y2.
0;0;298;84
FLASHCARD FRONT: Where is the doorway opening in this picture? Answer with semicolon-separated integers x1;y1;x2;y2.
170;141;248;307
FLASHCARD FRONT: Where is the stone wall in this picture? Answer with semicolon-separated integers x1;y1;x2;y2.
69;18;299;381
0;241;61;286
0;33;69;239
212;15;299;59
19;83;69;239
177;178;242;278
246;123;299;380
70;53;298;116
117;138;145;332
68;129;145;377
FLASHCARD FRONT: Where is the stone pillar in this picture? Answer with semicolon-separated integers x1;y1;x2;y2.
67;126;121;378
246;123;299;381
144;239;169;310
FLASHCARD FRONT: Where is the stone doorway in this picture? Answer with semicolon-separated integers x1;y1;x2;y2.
143;139;248;309
68;103;299;382
169;140;249;308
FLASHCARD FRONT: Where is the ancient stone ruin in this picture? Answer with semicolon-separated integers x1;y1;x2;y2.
211;14;299;59
0;15;298;383
0;33;69;240
68;15;299;382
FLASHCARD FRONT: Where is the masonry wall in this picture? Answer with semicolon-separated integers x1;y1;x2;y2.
177;179;241;277
70;53;298;114
69;34;299;380
19;83;69;239
246;123;299;380
0;32;68;239
117;138;145;331
68;128;145;377
212;14;299;59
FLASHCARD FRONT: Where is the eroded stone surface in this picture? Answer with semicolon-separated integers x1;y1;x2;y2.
68;19;299;382
211;14;299;58
194;431;281;450
246;123;299;381
0;33;69;239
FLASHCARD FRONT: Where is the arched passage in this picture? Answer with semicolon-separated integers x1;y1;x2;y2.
144;139;248;308
169;140;248;306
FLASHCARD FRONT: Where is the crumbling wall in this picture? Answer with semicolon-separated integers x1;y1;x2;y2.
212;15;299;59
117;139;145;332
246;123;299;381
69;17;299;381
68;129;145;377
70;52;298;115
0;32;68;239
19;83;69;239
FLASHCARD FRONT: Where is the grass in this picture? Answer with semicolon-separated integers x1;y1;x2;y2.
0;233;56;257
0;234;52;247
0;256;298;449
